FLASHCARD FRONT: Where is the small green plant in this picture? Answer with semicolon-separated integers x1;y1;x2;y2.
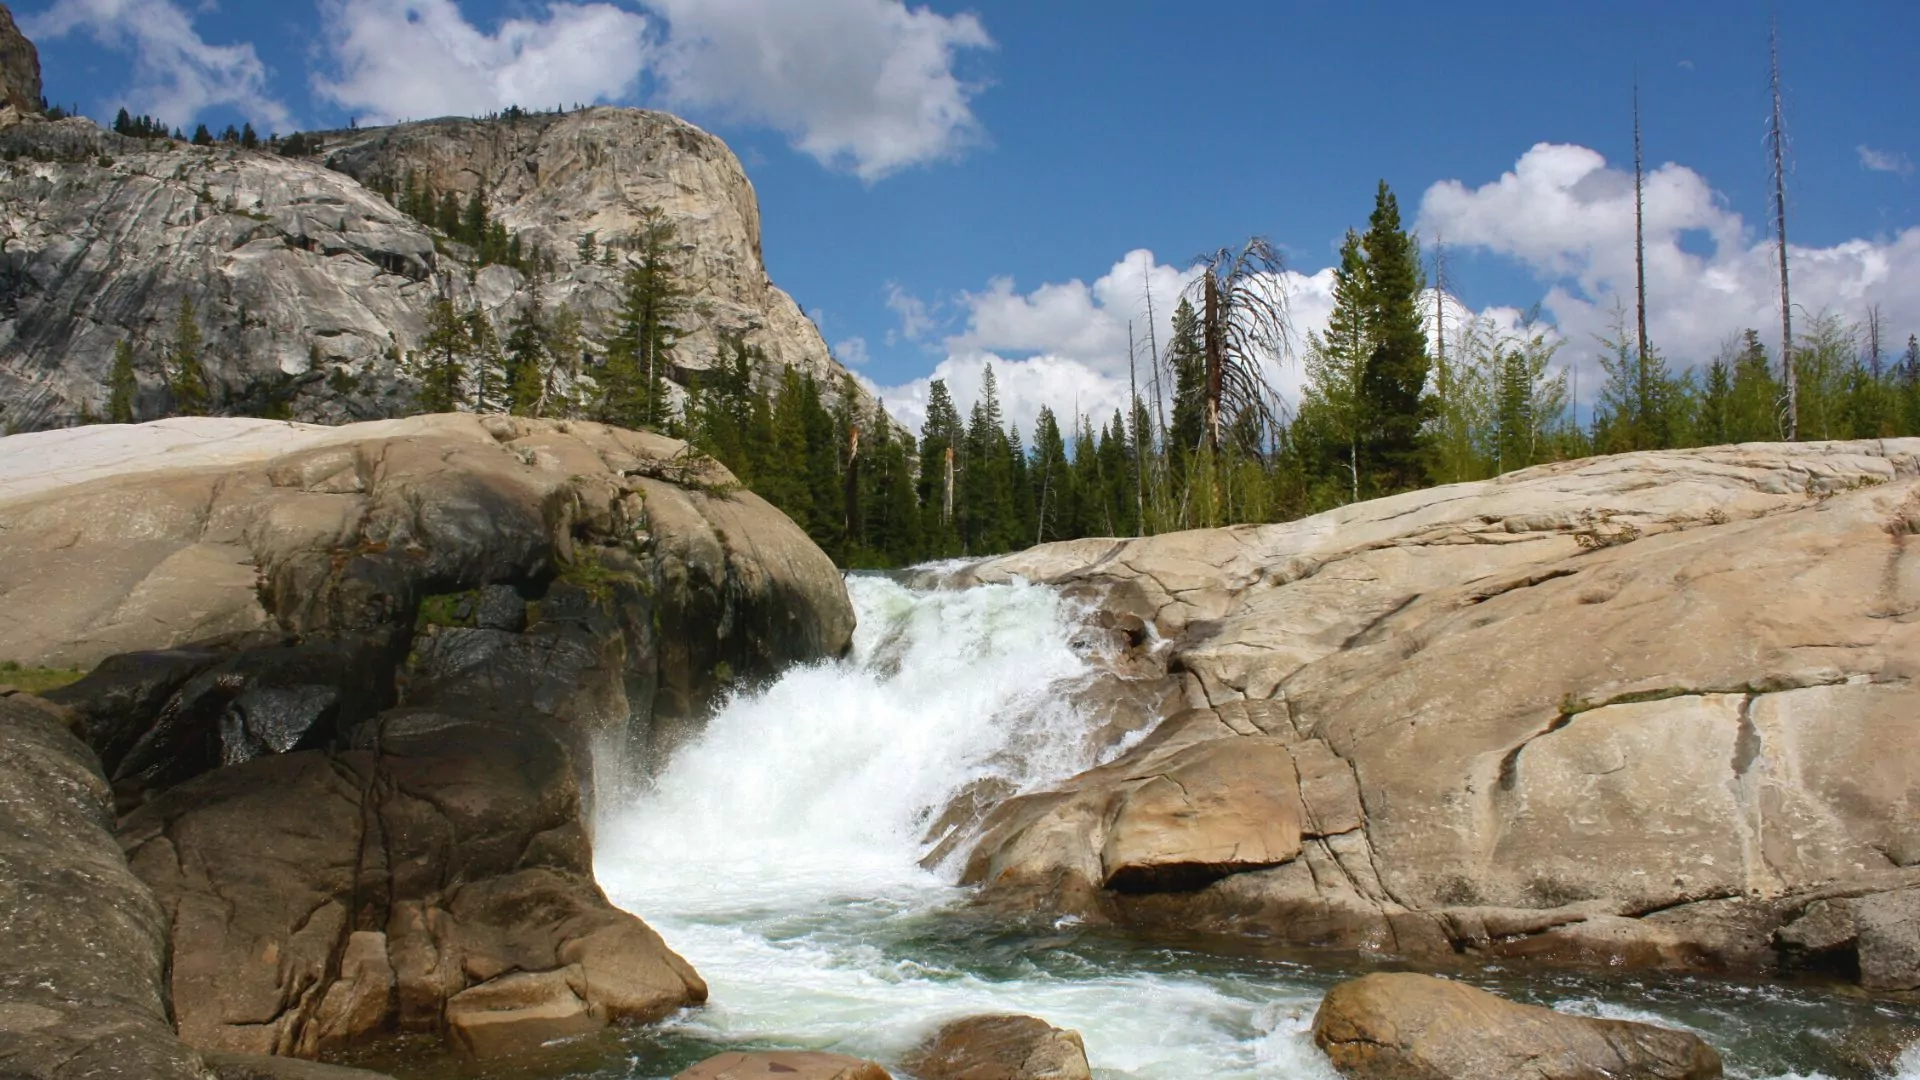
0;660;88;693
415;590;479;630
557;550;635;609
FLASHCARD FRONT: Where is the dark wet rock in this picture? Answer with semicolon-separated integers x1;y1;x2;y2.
48;630;403;809
1855;889;1920;991
474;584;530;632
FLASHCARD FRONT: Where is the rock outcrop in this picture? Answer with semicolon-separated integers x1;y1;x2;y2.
0;2;39;118
323;109;846;392
0;689;207;1079
955;440;1920;985
903;1014;1092;1080
0;415;854;1064
0;86;867;430
1311;972;1723;1080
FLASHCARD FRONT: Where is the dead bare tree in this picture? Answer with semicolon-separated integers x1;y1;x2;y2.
1128;321;1145;536
1186;237;1293;454
1769;19;1796;439
1634;76;1652;375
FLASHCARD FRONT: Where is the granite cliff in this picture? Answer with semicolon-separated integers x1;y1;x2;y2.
0;17;861;431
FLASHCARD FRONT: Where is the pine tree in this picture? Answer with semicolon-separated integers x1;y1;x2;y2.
462;190;488;248
167;296;210;415
1728;329;1783;442
542;304;585;417
762;367;815;529
1030;406;1069;544
1166;297;1206;474
191;124;213;146
598;213;682;430
917;379;963;556
1356;182;1431;491
1697;351;1735;447
466;307;506;413
1593;303;1685;452
961;364;1015;553
1296;231;1369;502
107;339;138;423
240;122;258;150
436;192;461;237
504;290;549;416
113;107;132;135
413;299;470;413
1902;336;1920;435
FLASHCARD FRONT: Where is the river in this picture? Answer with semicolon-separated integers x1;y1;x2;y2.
370;574;1920;1079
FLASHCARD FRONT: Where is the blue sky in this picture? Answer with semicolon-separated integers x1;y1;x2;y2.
22;0;1920;434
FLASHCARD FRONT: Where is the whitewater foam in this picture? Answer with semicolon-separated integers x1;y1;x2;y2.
593;573;1914;1080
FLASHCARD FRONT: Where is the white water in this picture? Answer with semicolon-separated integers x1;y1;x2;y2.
595;574;1339;1078
594;574;1917;1080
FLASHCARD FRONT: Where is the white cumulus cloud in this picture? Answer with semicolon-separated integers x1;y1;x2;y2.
23;0;292;130
1419;142;1920;395
313;0;653;123
1859;145;1914;179
875;249;1333;439
645;0;993;181
311;0;993;180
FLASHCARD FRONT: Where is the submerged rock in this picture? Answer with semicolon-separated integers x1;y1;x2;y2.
676;1051;892;1080
903;1014;1092;1080
1310;972;1722;1080
956;440;1920;986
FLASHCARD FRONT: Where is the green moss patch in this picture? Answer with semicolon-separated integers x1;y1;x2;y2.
0;661;88;694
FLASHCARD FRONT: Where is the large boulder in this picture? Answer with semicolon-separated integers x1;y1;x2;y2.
0;691;207;1079
0;415;854;1062
903;1014;1092;1080
958;441;1920;983
1310;972;1722;1080
2;414;852;723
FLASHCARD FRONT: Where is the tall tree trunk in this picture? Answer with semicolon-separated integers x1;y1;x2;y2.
1634;75;1652;446
1770;20;1796;440
1128;321;1145;536
1203;273;1223;452
942;445;955;524
843;424;861;550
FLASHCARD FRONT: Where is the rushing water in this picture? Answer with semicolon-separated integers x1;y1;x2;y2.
363;574;1920;1079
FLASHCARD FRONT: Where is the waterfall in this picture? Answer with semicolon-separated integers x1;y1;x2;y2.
593;574;1340;1077
591;574;1899;1080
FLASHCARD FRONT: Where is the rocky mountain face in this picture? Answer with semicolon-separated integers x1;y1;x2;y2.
0;23;862;432
0;3;37;118
950;440;1920;992
0;414;854;1068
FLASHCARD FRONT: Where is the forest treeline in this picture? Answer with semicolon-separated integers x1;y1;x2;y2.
85;163;1920;570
